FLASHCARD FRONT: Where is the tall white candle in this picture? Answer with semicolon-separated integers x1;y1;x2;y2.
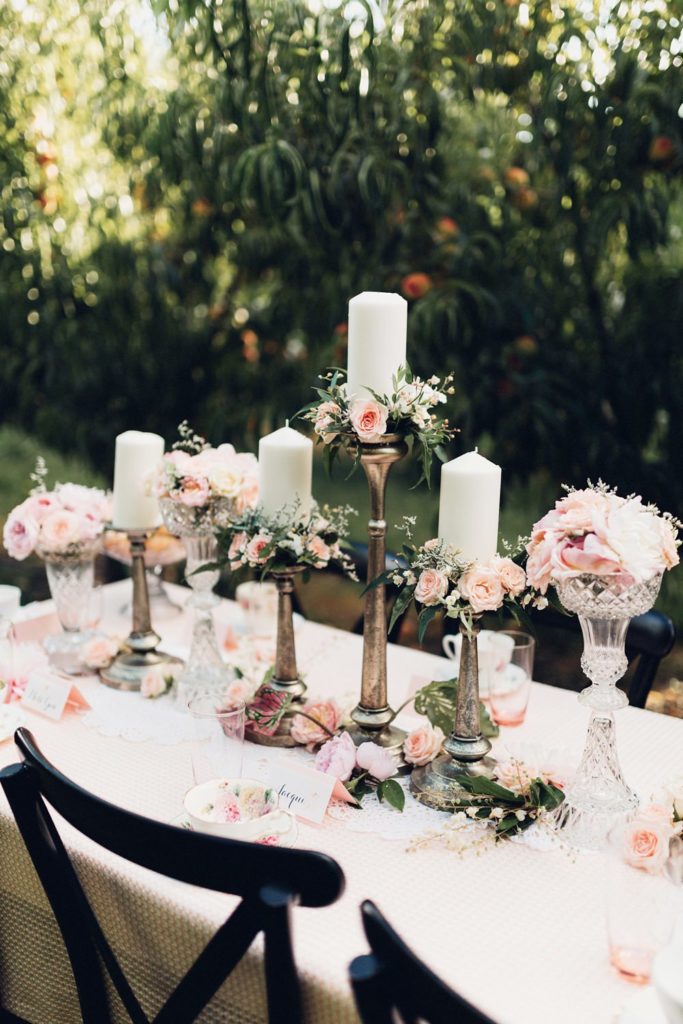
111;430;164;531
258;424;313;520
347;291;407;400
437;450;501;563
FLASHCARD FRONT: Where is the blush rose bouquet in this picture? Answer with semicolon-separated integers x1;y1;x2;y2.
526;482;680;594
298;364;456;487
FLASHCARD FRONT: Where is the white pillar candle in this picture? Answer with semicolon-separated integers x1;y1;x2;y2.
258;424;313;521
437;450;501;563
111;430;164;531
347;291;407;400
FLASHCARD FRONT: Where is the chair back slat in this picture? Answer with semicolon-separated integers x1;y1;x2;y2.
1;728;345;1024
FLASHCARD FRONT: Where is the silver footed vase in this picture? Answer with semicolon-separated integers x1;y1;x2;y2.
39;542;98;675
555;571;663;851
159;498;234;706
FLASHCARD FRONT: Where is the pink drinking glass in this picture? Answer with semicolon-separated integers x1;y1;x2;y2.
488;631;535;727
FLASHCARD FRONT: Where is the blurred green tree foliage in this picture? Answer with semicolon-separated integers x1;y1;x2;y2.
0;0;681;507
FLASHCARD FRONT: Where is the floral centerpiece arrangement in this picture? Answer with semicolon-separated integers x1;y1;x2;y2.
368;518;545;641
3;459;111;561
526;481;680;593
298;365;456;484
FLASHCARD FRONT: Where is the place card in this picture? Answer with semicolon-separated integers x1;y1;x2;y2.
20;670;90;721
12;612;61;645
244;752;336;824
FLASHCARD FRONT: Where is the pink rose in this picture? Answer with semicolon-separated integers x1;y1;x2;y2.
55;483;110;522
349;399;389;442
223;678;254;709
314;731;357;781
228;531;247;566
403;723;444;766
290;700;342;750
245;533;272;565
23;493;60;524
3;507;40;560
39;509;84;551
163;450;193;472
623;814;674;874
551;534;622;577
307;535;331;566
178;476;210;507
414;568;449;606
554;489;610;534
525;533;558;593
459;565;505;613
140;666;176;698
491;556;527;597
81;635;119;670
356;742;398;782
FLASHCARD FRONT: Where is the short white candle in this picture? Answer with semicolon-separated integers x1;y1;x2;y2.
111;430;164;531
258;424;313;521
437;450;501;563
347;291;407;400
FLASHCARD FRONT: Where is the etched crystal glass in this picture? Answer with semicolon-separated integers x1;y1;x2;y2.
159;497;234;705
39;542;98;674
555;572;663;850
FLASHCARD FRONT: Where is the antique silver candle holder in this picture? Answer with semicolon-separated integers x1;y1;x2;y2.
411;617;496;808
346;434;409;765
99;530;183;691
248;565;307;747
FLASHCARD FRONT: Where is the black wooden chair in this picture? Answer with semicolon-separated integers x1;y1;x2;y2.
0;727;345;1024
349;900;496;1024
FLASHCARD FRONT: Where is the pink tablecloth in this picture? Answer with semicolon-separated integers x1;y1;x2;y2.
1;580;682;1024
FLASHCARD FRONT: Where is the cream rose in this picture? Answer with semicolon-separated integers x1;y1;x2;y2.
459;565;505;613
349;399;389;442
206;465;243;498
356;742;398;782
403;723;444;766
414;568;449;607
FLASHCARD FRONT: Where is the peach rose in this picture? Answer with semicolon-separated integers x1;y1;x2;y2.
349;399;389;442
140;665;175;698
3;507;40;560
246;533;272;565
178;476;210;507
491;556;527;597
290;700;342;750
39;509;83;551
623;814;674;873
314;401;341;440
307;535;331;566
525;533;557;593
356;742;398;782
459;565;505;613
81;635;119;670
414;568;449;607
403;723;445;766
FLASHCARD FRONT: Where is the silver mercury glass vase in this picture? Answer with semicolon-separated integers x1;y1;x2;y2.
159;497;234;705
39;541;99;674
555;571;663;850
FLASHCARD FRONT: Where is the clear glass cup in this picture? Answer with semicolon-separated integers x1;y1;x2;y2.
235;581;278;638
488;630;535;727
605;820;681;984
85;584;104;631
187;691;246;786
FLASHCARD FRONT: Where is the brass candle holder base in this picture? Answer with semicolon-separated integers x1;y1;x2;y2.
99;530;183;692
248;565;306;748
349;433;408;769
410;618;497;808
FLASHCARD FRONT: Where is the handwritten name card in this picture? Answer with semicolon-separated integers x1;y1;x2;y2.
244;751;336;824
21;670;90;721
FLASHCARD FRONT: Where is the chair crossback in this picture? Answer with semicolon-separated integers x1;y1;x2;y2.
350;900;495;1024
0;728;344;1024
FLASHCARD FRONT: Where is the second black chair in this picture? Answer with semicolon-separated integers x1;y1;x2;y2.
350;899;496;1024
0;727;345;1024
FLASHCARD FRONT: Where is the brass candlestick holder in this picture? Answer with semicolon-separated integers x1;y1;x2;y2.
347;434;408;762
99;530;183;691
411;617;496;808
248;565;307;748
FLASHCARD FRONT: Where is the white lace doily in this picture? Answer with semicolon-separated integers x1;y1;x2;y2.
80;687;198;744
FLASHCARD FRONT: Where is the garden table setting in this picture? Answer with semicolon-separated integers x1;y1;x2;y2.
1;291;682;1024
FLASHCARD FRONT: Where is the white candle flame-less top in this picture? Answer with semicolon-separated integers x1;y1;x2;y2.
111;430;164;531
346;291;407;400
258;424;313;521
437;450;501;564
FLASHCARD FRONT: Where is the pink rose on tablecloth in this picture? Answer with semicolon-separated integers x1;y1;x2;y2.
356;742;398;782
246;533;272;565
307;535;331;566
459;565;505;613
403;723;444;766
491;556;527;597
81;635;119;670
140;665;176;698
622;814;674;873
414;568;449;607
3;507;40;560
290;700;342;750
314;731;357;781
178;476;210;507
349;399;389;442
39;509;84;551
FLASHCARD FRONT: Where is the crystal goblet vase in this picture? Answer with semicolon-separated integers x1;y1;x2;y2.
38;542;99;675
159;498;234;705
555;571;663;850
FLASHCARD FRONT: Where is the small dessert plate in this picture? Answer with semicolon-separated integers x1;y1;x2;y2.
169;811;298;848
